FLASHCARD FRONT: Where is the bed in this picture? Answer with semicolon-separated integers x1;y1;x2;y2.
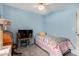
34;32;74;56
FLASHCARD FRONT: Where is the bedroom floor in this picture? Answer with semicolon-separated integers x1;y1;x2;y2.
15;44;49;56
14;44;76;56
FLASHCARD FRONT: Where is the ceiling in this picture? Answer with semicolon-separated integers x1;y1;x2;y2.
5;3;77;15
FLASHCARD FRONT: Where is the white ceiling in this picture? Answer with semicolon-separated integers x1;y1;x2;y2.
5;3;77;15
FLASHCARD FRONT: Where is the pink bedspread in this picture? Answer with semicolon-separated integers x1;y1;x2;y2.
35;35;73;56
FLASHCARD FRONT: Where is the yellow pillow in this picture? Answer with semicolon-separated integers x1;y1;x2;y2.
39;32;46;37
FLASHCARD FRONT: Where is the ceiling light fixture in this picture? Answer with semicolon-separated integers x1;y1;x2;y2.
38;3;46;11
34;3;49;11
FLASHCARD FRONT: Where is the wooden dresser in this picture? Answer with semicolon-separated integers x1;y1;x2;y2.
0;31;12;56
3;31;13;46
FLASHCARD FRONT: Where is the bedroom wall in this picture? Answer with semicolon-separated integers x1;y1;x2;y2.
0;4;78;54
0;4;2;17
45;5;78;54
2;4;44;43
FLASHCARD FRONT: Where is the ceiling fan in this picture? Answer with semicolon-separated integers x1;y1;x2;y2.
34;3;50;11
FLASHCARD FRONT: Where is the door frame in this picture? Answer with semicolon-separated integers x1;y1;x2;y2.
76;8;79;55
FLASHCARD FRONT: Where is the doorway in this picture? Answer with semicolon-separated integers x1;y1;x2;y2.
76;9;79;55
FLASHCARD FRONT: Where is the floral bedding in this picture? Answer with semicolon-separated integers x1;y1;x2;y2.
35;35;74;56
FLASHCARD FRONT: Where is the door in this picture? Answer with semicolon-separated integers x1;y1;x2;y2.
76;9;79;55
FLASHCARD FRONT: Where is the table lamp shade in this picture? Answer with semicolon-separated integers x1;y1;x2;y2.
0;19;11;30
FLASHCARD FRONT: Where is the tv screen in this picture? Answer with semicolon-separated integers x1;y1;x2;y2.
18;30;33;39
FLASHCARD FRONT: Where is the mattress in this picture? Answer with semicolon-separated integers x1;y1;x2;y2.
35;35;74;56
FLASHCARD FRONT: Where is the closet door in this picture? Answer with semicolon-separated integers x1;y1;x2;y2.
76;9;79;55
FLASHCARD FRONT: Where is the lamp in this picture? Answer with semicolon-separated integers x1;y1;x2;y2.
0;19;11;30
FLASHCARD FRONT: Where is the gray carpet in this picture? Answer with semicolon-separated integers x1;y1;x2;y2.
16;44;49;56
15;44;76;56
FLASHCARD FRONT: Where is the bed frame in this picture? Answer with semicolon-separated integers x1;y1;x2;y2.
34;38;71;56
34;38;50;55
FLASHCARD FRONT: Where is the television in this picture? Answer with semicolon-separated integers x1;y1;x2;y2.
18;30;33;39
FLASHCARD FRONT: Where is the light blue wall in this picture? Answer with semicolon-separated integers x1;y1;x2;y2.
2;5;44;43
45;6;77;49
0;4;2;17
0;5;1;16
